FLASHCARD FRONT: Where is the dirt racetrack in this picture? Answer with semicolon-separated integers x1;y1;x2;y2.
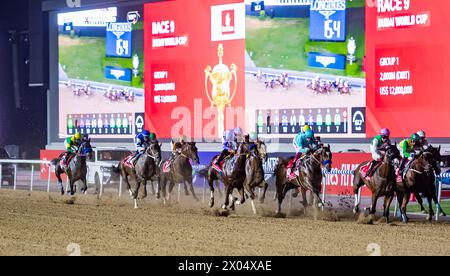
1;189;450;256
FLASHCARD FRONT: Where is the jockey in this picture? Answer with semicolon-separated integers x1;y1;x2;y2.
416;130;429;150
288;129;318;179
213;130;236;171
244;132;258;152
366;128;391;178
81;133;90;143
399;133;421;174
300;124;312;134
62;132;82;166
132;130;151;162
233;127;244;144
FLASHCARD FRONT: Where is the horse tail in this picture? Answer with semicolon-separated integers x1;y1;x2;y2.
197;167;210;178
273;157;288;177
111;162;121;175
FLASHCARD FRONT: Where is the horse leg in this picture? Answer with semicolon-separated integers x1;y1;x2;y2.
259;181;268;204
69;178;75;196
400;192;410;223
81;176;88;195
55;168;64;195
168;180;176;202
369;193;378;215
301;187;308;214
221;182;232;210
426;194;434;221
216;180;223;198
184;182;190;196
236;186;246;205
414;192;427;214
149;180;155;196
208;171;215;208
383;194;394;223
155;176;161;199
353;173;364;214
138;179;147;200
187;177;199;202
431;192;447;217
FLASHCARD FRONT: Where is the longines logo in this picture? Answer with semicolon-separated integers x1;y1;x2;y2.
66;0;81;8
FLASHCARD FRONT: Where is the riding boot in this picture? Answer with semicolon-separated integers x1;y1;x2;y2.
399;158;407;174
404;158;413;176
365;160;377;178
215;151;228;166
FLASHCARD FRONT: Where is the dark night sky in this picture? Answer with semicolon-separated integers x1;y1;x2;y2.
0;0;47;158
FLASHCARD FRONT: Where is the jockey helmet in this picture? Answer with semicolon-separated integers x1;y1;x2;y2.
303;125;311;133
411;133;420;143
249;132;258;141
305;130;314;139
142;130;151;137
416;130;426;138
74;133;81;140
380;128;390;138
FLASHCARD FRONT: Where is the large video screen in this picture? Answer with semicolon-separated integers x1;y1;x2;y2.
57;5;145;139
143;0;366;141
55;0;449;141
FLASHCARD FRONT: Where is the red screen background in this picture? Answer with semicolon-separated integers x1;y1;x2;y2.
366;0;450;138
144;0;245;139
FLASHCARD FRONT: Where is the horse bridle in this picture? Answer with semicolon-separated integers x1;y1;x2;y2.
145;143;160;161
310;148;332;167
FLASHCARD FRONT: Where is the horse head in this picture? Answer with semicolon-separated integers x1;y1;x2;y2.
255;140;268;162
384;143;401;165
424;145;441;175
182;142;200;165
146;141;162;165
420;151;435;175
79;139;93;159
318;144;333;172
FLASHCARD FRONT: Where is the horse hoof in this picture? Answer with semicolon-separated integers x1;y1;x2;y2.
440;212;447;217
318;203;323;208
221;204;227;210
353;207;359;214
156;193;161;200
401;214;409;224
421;210;428;215
426;214;433;221
209;201;214;208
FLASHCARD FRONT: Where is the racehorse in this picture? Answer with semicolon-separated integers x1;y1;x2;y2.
274;145;333;215
51;140;93;196
244;140;269;214
113;141;161;209
353;144;401;223
159;142;200;203
207;143;249;210
396;147;446;223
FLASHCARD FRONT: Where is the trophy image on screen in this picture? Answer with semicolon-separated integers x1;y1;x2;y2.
204;44;238;138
